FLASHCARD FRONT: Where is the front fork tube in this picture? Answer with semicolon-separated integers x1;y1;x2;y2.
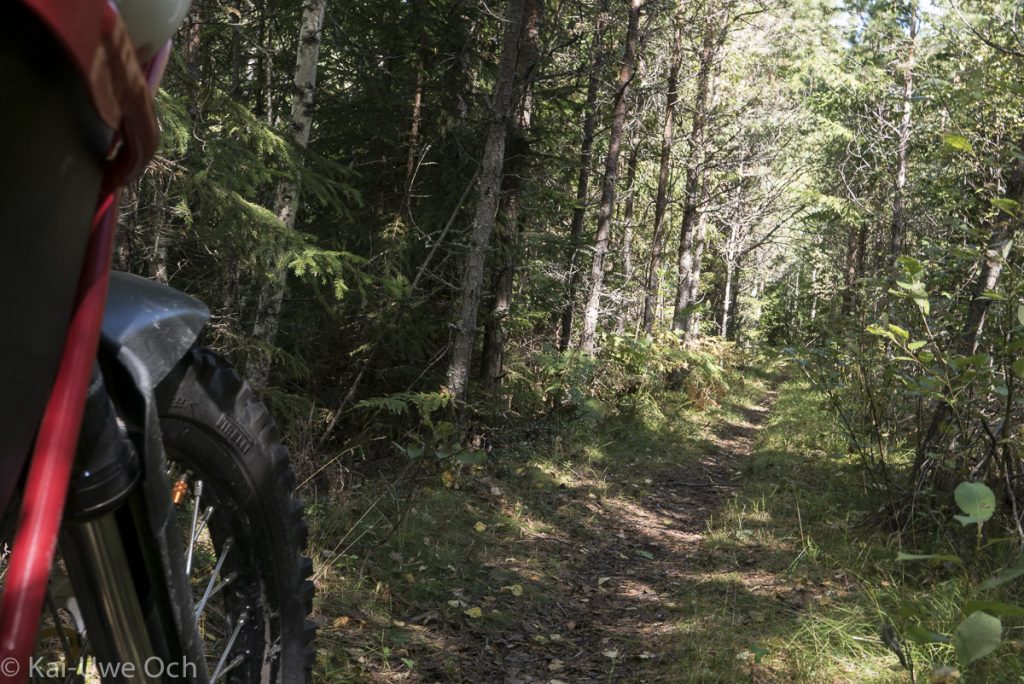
59;513;165;682
56;369;188;682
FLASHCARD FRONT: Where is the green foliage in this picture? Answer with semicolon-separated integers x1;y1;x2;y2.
890;482;1023;672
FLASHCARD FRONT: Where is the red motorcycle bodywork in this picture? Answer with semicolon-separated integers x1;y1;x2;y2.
0;1;162;677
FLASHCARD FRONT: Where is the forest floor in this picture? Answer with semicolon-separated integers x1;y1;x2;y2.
309;360;1020;682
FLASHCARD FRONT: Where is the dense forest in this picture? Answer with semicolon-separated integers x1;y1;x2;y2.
126;0;1024;680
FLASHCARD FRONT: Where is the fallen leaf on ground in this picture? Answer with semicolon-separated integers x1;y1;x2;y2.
602;650;619;659
474;521;487;532
464;606;483;619
548;659;564;672
597;576;612;586
502;584;524;596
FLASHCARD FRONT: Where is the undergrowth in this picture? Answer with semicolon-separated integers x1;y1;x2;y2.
303;336;749;679
298;344;1024;681
670;372;1024;683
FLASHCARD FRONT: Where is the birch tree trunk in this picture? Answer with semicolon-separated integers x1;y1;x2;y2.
559;2;609;351
684;212;707;340
149;176;171;284
642;7;682;334
720;229;737;338
444;0;527;400
247;0;327;388
579;0;643;354
405;64;425;194
889;2;918;265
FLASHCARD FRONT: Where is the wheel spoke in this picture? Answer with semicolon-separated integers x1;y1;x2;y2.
210;610;247;683
185;480;204;575
211;654;246;682
194;538;234;622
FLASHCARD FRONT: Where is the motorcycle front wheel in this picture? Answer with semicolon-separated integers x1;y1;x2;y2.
156;347;315;682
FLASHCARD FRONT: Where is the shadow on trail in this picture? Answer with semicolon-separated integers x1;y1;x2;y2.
317;376;871;682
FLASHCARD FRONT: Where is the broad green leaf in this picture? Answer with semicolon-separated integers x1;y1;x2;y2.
979;556;1024;591
898;255;925;278
888;324;910;343
897;280;928;298
953;482;996;526
1018;304;1024;327
963;600;1024;618
953;612;1001;666
1013;358;1024;376
908;341;927;351
942;134;974;154
867;324;895;342
993;198;1020;217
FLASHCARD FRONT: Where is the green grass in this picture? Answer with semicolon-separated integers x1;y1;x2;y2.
305;353;1024;682
650;370;1024;683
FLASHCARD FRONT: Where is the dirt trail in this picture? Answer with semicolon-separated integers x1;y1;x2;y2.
445;388;781;683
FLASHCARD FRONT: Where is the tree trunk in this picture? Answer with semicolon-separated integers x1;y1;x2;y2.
620;131;642;284
720;226;738;338
247;0;327;388
558;2;609;351
444;0;528;400
405;64;425;192
580;0;643;354
889;1;918;264
641;8;682;334
182;1;204;79
614;127;642;334
149;177;171;284
841;221;864;318
480;0;542;387
809;262;819;322
685;211;707;340
671;13;717;332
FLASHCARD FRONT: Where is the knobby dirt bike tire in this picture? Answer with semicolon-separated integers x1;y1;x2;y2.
157;347;315;682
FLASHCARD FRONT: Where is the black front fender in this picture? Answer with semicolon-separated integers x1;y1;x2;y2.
101;271;210;392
